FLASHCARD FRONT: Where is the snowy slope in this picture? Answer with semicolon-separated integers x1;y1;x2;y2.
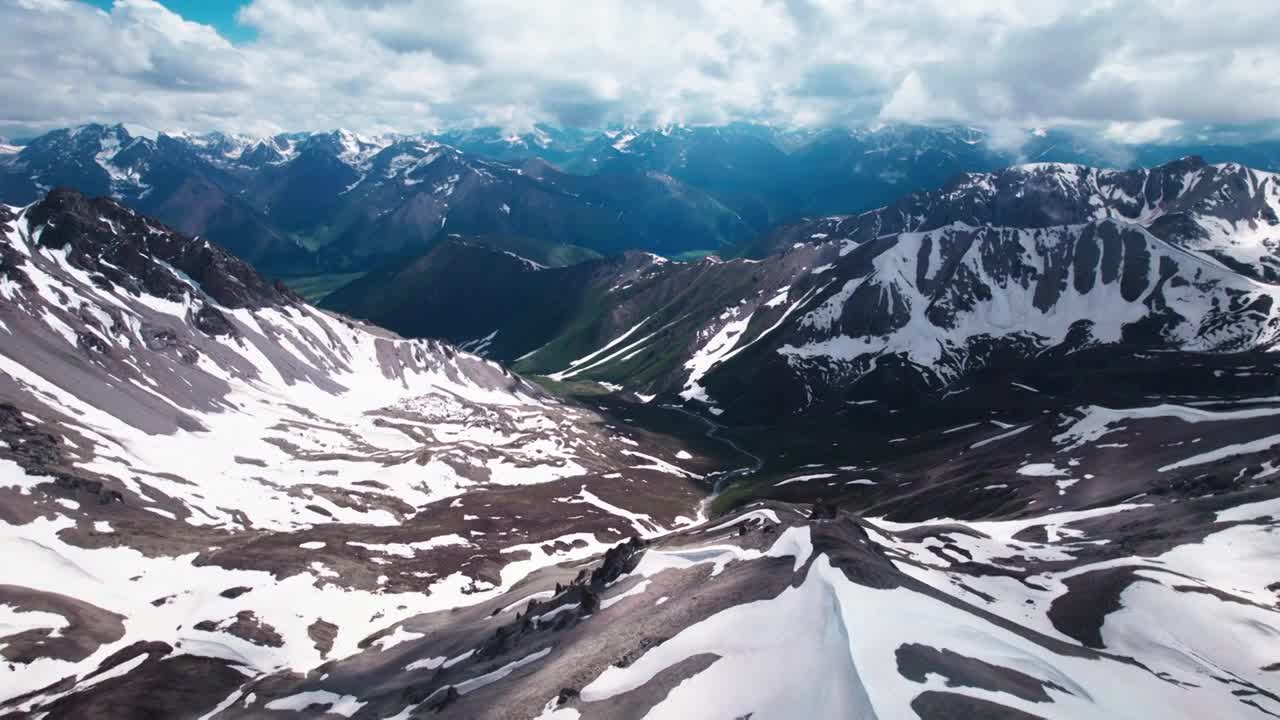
181;348;1280;720
0;190;708;715
779;218;1280;383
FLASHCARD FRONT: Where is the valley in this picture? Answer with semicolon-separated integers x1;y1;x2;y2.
1;136;1278;720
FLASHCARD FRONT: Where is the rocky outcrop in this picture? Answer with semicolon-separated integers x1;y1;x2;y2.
27;187;293;309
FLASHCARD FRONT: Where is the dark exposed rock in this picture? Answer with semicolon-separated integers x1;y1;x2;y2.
0;404;62;470
424;685;460;712
193;304;237;336
84;640;171;681
190;612;283;648
476;616;535;660
911;690;1047;720
556;687;579;705
219;586;252;599
1011;525;1050;543
589;537;646;589
26;654;249;720
308;619;338;658
1156;471;1241;498
224;610;284;647
814;516;902;590
0;585;126;664
26;187;294;309
47;474;124;505
896;643;1068;703
138;324;201;366
0;234;34;291
401;683;432;705
578;589;600;616
76;330;111;356
1048;567;1157;649
809;502;839;520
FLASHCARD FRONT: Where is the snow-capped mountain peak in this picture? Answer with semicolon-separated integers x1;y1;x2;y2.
309;128;392;170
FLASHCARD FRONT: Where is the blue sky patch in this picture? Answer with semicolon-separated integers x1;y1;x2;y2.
79;0;256;44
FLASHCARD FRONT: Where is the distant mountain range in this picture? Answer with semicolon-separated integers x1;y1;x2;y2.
439;122;1280;233
0;125;751;279
5;122;1280;287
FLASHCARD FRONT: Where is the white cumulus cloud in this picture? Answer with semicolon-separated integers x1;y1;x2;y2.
1;0;1278;141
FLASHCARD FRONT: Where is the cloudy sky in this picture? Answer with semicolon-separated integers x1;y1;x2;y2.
3;0;1280;142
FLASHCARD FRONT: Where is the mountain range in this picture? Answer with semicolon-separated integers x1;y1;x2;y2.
0;124;753;280
5;122;1280;292
2;120;1279;719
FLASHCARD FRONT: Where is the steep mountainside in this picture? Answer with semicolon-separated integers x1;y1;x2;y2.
0;190;714;716
321;242;728;365
344;159;1280;421
322;237;611;361
757;157;1280;282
